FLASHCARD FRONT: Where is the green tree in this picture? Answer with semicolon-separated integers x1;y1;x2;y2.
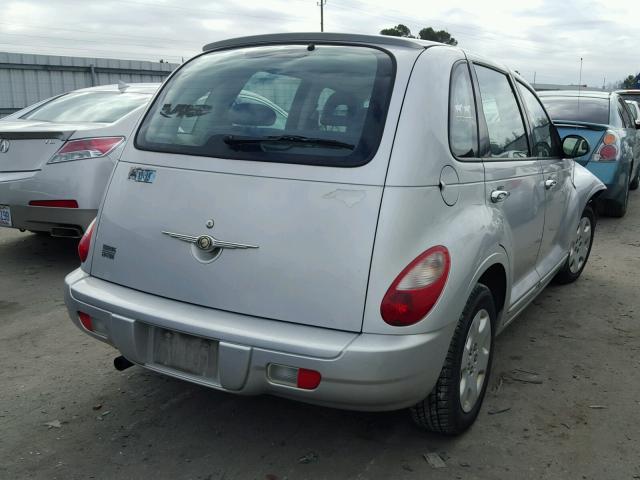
418;27;458;45
379;24;414;38
621;74;639;89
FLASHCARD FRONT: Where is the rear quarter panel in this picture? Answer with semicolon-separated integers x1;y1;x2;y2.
363;47;508;335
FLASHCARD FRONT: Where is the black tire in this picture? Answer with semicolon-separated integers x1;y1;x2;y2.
553;204;596;285
630;167;639;190
602;184;628;217
410;284;496;435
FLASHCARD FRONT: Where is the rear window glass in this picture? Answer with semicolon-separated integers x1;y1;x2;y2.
135;44;395;167
540;96;610;125
22;92;150;123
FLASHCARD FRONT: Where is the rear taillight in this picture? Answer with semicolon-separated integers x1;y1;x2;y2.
78;311;93;331
48;136;124;164
593;131;619;161
78;218;96;263
381;246;450;326
267;364;322;390
29;200;78;208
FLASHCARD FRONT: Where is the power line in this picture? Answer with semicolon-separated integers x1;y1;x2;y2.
0;30;198;53
0;21;196;46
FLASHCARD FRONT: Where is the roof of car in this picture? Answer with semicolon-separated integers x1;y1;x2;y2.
72;83;160;95
202;32;441;52
537;90;612;99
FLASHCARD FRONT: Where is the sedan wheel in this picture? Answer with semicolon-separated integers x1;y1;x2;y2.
568;216;592;274
410;284;496;435
459;309;492;413
554;204;596;284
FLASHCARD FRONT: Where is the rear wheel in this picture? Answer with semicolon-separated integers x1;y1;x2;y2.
603;182;629;217
554;204;595;284
630;163;639;190
410;284;495;435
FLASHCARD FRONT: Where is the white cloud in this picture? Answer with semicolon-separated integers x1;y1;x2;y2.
0;0;637;85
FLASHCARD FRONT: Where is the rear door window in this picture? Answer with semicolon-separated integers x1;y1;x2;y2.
136;44;395;167
22;91;150;123
449;62;478;158
474;65;529;158
517;83;561;158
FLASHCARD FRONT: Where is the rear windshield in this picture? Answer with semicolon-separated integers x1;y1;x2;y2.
22;91;150;123
135;44;395;167
540;96;610;125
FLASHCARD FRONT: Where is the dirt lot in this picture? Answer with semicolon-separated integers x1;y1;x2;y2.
1;196;640;480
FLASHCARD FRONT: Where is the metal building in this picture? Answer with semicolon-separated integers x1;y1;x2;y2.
0;51;178;117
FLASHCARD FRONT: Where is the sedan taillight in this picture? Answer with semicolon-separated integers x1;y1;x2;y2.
592;131;620;162
381;246;450;326
48;137;124;164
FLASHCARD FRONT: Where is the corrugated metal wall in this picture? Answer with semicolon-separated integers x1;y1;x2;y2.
0;51;178;117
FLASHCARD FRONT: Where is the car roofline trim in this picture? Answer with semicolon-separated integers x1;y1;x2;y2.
202;32;433;52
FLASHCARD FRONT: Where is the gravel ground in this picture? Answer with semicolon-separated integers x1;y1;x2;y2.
1;195;639;480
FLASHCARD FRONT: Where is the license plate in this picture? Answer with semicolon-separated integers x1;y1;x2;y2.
0;205;11;227
152;328;218;378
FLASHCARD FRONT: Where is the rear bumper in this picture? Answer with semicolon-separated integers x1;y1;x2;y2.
585;161;627;201
64;269;455;411
2;204;95;234
0;156;114;232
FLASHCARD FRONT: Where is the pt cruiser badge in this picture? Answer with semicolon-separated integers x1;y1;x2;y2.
162;231;258;251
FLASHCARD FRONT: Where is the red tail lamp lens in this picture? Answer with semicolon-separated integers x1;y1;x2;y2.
78;218;96;263
78;311;93;331
297;368;322;390
598;144;618;161
48;137;124;164
29;200;78;208
381;246;450;326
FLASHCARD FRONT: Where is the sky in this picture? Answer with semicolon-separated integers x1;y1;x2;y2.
1;0;638;87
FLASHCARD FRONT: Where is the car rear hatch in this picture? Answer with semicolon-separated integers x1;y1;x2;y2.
89;42;410;332
0;120;106;173
555;121;607;165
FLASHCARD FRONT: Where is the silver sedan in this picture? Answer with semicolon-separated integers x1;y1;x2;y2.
0;83;158;237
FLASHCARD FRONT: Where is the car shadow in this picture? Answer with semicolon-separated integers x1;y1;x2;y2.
0;230;80;275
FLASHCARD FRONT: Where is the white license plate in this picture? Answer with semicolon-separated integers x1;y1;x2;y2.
0;205;11;227
152;328;218;378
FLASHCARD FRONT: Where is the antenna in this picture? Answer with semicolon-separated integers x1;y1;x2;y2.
117;80;130;93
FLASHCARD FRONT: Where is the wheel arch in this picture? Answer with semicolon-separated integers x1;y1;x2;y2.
468;249;510;326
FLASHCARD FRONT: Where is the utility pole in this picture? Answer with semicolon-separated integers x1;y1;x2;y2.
578;57;583;93
318;0;326;32
533;71;536;86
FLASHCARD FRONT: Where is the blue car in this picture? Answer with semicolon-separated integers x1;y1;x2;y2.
539;90;640;217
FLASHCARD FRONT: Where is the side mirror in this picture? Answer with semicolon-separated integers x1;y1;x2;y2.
562;134;590;158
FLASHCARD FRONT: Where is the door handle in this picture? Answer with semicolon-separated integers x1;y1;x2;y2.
490;189;510;203
545;178;557;189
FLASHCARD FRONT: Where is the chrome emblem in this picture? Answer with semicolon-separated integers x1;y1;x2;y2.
0;139;9;153
162;231;258;251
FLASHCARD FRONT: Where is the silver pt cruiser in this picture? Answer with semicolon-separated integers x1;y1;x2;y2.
64;33;604;434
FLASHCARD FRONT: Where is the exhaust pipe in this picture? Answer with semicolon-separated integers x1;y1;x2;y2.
114;356;134;371
51;226;83;238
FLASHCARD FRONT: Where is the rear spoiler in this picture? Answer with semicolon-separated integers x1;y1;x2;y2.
553;120;608;131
